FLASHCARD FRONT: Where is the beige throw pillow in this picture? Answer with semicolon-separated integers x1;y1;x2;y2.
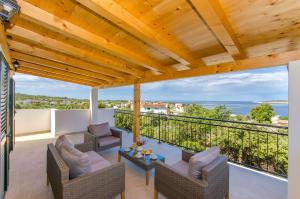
60;145;91;179
188;147;220;179
88;122;112;137
55;135;74;153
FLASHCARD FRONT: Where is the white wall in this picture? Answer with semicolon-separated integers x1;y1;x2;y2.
15;109;51;135
97;108;115;126
288;61;300;199
16;108;116;136
53;109;90;135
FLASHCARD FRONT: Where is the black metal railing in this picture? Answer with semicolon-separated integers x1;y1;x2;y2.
115;109;288;177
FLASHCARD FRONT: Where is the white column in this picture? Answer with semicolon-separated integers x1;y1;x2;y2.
288;61;300;199
50;109;56;136
90;87;98;124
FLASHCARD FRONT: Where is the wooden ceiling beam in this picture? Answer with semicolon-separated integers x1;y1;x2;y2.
8;40;131;80
11;51;112;83
17;68;98;87
18;61;106;85
17;0;170;73
189;0;246;59
98;49;299;88
7;26;145;78
76;0;203;68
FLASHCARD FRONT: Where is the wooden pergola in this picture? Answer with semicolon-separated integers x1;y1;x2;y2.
1;0;300;141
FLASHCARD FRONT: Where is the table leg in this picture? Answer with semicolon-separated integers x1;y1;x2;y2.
118;153;121;162
154;190;158;199
146;171;149;185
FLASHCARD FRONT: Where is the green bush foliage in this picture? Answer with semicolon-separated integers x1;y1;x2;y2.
115;105;288;177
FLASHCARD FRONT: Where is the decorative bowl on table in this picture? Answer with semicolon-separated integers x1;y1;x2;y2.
142;149;151;155
125;147;131;152
136;146;143;152
135;152;143;158
151;153;157;160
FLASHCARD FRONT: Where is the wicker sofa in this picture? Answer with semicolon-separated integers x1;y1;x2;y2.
85;123;122;152
47;142;125;199
154;150;229;199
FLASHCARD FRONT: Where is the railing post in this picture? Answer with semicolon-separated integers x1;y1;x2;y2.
158;114;161;143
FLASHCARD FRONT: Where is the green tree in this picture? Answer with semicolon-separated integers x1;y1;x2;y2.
98;102;107;108
182;104;231;120
209;105;232;120
181;104;211;117
250;103;275;123
15;103;22;109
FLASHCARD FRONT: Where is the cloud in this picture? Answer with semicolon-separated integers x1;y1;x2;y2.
14;74;40;81
142;68;287;91
14;73;90;99
14;66;288;101
141;66;288;101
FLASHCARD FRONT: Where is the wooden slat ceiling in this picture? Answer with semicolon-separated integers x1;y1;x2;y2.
5;0;300;88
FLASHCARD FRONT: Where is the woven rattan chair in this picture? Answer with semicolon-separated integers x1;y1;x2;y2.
85;125;122;152
47;142;125;199
154;150;229;199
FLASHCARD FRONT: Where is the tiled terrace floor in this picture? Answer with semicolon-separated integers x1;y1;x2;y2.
5;132;287;199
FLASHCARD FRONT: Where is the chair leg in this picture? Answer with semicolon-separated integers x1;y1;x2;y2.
154;190;158;199
225;192;229;199
121;191;125;199
46;175;49;186
146;171;149;185
118;153;121;162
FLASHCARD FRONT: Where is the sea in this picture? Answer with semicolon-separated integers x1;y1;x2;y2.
170;101;288;117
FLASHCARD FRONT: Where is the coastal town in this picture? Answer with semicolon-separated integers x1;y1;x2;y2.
16;93;288;126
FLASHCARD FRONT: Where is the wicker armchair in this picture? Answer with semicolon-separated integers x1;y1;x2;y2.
47;143;125;199
85;126;122;152
154;150;229;199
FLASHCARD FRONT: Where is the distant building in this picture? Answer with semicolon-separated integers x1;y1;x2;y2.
50;101;57;105
271;115;280;124
141;102;168;114
63;100;71;105
278;120;288;126
22;99;32;104
174;103;184;114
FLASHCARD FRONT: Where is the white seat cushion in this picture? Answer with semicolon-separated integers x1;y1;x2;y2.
98;136;120;147
85;151;112;172
85;151;106;164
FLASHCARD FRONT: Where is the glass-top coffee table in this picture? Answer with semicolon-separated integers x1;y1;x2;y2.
118;147;165;185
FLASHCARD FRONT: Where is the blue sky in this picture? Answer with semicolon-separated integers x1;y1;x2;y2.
15;66;288;102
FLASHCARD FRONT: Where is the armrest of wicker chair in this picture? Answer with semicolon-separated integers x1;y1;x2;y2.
63;162;125;199
201;156;229;198
110;127;122;138
84;132;97;151
155;161;207;199
110;127;122;145
182;150;195;162
74;142;95;152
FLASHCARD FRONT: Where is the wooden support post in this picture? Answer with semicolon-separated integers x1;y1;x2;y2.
133;82;140;142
